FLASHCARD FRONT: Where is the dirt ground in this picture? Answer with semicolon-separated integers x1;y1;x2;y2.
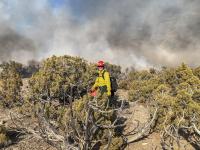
5;136;57;150
0;107;56;150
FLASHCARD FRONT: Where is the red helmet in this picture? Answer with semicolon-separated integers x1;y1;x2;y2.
97;60;104;67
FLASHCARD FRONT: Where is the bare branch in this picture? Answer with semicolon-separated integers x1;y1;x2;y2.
192;123;200;135
103;130;112;150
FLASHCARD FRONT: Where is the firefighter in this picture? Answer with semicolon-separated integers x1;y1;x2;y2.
91;60;111;97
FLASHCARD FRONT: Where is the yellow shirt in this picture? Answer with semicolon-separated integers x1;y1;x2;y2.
92;70;111;95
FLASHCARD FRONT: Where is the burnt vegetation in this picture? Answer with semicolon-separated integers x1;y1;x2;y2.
0;55;199;149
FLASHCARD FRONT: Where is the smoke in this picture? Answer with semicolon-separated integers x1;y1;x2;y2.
0;0;200;69
0;22;37;62
79;0;200;68
0;0;50;62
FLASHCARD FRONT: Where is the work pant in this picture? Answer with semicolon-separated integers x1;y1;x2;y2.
99;86;115;107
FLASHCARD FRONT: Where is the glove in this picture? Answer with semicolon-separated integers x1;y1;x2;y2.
107;91;111;96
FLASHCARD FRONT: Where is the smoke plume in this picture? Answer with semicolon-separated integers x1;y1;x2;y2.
0;22;37;62
0;0;200;69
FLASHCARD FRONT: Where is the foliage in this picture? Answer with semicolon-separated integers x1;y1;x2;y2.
127;70;160;102
29;55;97;102
23;55;124;149
0;61;23;107
0;125;10;147
29;55;122;103
30;92;124;149
68;93;124;149
127;63;200;148
3;55;200;149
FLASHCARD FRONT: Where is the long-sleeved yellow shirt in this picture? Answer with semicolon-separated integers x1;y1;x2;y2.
92;70;111;96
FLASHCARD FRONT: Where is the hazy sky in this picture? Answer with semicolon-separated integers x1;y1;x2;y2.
0;0;200;69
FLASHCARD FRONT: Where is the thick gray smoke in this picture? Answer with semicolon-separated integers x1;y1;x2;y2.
0;0;200;69
0;22;36;62
76;0;200;68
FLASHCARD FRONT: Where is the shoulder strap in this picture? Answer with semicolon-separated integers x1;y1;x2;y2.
102;70;106;80
99;70;106;80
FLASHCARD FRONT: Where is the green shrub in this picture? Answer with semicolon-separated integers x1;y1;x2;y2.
128;64;200;141
0;61;23;107
29;55;97;102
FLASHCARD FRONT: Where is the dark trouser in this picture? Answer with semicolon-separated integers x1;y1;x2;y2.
99;86;115;107
99;85;107;94
109;91;116;107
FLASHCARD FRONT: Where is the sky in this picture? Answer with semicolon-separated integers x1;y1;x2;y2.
0;0;200;69
49;0;66;8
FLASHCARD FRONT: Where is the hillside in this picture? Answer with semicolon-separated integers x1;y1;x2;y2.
0;56;199;150
0;88;196;150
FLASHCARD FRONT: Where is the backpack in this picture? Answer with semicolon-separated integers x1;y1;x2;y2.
100;70;118;92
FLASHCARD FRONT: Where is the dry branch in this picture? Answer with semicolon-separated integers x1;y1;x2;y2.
127;106;158;143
